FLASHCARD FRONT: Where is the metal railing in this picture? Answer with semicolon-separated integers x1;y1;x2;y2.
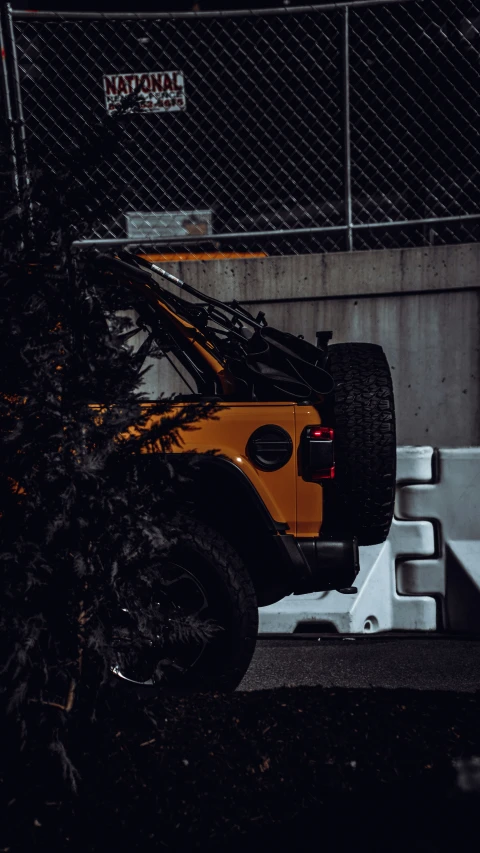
1;0;479;257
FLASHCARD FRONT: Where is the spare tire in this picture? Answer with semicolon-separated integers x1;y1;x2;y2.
321;342;396;546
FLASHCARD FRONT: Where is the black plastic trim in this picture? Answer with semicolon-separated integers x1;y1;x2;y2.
164;453;290;532
292;536;360;594
301;425;335;482
272;532;315;587
132;453;357;597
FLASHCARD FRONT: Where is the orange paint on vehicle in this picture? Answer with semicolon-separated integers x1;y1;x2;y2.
123;400;325;537
132;402;299;533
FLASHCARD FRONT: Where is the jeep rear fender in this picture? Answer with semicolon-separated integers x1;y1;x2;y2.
164;453;299;606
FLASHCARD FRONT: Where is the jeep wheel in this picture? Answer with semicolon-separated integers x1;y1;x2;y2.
322;342;396;545
111;519;258;693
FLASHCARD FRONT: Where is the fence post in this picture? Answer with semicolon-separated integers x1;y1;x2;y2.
0;3;19;201
1;2;32;249
341;5;353;252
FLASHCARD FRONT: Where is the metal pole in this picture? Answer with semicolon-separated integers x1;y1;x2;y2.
341;6;353;251
0;4;20;202
1;2;32;249
11;0;425;21
70;212;480;250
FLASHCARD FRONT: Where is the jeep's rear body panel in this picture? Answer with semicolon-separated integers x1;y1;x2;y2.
137;402;323;539
95;258;360;598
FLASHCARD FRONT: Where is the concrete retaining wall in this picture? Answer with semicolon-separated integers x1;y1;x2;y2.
142;242;479;446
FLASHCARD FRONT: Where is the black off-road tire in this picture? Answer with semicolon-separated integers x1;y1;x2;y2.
322;342;396;546
112;519;258;694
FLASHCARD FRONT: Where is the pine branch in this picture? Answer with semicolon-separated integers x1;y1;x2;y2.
1;87;215;797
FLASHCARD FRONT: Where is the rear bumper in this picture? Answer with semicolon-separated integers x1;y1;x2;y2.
274;534;360;595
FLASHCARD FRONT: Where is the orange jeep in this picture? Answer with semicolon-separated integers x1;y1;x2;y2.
95;252;396;692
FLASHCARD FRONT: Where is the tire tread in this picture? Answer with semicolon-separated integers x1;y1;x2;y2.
325;343;396;545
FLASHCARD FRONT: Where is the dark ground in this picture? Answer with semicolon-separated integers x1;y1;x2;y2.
240;634;480;692
1;638;480;852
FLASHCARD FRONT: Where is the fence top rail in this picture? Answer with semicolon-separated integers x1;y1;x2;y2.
69;213;480;249
11;0;423;21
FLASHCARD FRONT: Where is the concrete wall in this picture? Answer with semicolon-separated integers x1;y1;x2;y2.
143;243;480;446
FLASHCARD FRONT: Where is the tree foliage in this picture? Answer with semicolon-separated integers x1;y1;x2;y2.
0;93;214;791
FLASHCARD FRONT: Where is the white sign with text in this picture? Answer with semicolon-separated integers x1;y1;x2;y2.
125;211;212;241
103;70;186;113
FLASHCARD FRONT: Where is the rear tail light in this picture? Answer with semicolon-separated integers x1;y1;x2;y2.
301;425;335;481
311;427;334;440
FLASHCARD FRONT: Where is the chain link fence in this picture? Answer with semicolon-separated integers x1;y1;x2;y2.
1;0;479;258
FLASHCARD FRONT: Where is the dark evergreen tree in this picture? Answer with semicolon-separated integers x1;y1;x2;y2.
0;95;216;795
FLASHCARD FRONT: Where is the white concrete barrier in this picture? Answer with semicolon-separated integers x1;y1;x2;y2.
259;447;480;634
397;448;480;632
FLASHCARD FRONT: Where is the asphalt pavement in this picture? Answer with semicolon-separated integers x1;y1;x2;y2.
237;633;480;692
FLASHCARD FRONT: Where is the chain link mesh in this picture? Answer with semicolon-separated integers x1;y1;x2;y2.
349;0;480;251
10;0;480;258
